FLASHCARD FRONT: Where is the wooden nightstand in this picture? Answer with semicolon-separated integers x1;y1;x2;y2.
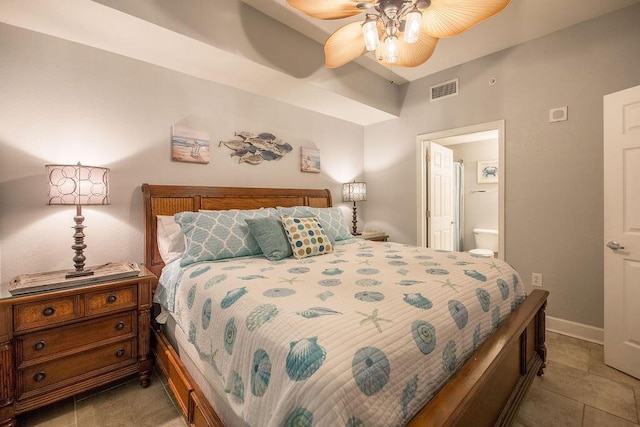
0;266;156;425
359;232;389;242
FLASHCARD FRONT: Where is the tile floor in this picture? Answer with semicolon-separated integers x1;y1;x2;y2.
18;370;186;427
514;332;640;427
17;331;640;426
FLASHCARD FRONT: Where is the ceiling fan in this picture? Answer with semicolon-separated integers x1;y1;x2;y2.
286;0;511;68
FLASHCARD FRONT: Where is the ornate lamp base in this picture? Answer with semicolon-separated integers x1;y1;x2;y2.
66;205;94;279
352;201;358;235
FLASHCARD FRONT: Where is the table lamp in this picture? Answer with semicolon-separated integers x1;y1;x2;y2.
343;181;366;235
46;162;110;278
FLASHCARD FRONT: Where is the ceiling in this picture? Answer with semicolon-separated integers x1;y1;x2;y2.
1;0;638;126
243;0;640;84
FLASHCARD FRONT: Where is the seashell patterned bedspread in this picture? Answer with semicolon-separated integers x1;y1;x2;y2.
154;240;526;427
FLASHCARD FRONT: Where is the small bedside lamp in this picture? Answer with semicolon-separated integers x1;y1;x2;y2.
343;181;366;235
46;163;110;278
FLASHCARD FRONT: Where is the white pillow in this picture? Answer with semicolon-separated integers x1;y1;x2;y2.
157;215;186;264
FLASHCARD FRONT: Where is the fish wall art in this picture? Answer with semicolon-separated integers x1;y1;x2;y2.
219;131;293;165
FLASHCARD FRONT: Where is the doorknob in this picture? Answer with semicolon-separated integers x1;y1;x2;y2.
606;241;625;250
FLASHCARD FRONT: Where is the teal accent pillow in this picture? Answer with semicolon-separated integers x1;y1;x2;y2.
276;206;352;242
245;216;292;261
175;208;276;266
281;215;333;259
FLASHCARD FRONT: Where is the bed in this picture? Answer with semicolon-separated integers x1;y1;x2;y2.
142;183;548;427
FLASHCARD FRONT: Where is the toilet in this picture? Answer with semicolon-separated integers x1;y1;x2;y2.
470;228;498;257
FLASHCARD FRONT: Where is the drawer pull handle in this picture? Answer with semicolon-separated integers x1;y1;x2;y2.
115;321;125;331
42;307;55;317
33;372;46;382
107;294;117;304
33;341;46;351
115;348;125;358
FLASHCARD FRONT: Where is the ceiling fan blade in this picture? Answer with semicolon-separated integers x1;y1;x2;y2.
324;21;370;68
421;0;511;38
287;0;373;20
375;32;439;67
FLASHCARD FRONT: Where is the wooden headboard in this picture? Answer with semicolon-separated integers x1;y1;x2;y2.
141;184;333;278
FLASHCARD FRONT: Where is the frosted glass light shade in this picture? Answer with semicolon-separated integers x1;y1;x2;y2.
362;19;379;51
403;10;422;43
384;36;398;63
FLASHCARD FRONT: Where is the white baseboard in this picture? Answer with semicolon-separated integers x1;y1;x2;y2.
546;316;604;345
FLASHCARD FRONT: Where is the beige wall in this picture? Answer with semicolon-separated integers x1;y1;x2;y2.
0;23;364;286
364;5;640;328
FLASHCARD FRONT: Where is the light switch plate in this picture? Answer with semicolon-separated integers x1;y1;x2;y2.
532;273;543;287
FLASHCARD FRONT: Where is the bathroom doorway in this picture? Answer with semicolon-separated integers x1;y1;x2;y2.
416;120;505;259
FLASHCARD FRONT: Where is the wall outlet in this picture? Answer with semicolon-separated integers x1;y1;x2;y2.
532;273;543;287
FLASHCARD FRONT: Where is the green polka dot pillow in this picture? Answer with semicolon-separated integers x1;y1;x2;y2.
276;206;352;243
281;215;333;259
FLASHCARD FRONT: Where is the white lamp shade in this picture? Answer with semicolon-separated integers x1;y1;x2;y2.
46;163;110;205
343;182;367;202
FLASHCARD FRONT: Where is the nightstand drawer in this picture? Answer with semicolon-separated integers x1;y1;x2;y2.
17;311;136;364
86;285;137;316
14;296;81;333
18;338;136;396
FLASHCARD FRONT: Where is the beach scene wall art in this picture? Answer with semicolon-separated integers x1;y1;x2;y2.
171;125;210;164
300;147;321;173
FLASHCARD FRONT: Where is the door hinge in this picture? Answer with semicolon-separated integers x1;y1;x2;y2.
426;210;431;218
426;154;430;163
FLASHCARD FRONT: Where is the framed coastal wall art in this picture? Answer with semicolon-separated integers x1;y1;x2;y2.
300;147;321;173
477;159;498;183
171;125;210;164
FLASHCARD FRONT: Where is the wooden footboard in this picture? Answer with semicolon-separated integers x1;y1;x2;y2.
409;289;548;426
152;289;548;427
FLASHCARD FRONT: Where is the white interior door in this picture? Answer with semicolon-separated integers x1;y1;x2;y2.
427;142;454;250
604;84;640;380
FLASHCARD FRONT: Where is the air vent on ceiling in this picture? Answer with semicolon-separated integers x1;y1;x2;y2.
430;78;459;102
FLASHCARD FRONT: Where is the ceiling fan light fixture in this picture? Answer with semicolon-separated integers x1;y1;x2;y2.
384;35;398;63
403;8;421;44
362;18;379;51
287;0;512;68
